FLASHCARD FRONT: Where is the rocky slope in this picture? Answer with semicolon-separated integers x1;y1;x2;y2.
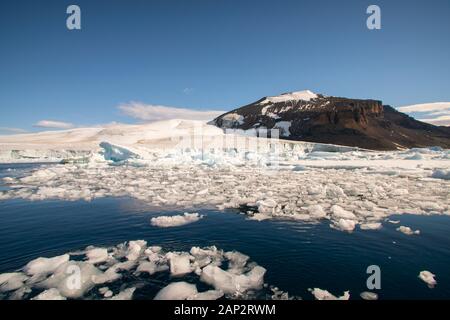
212;90;450;150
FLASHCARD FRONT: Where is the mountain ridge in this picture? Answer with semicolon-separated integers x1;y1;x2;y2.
212;90;450;150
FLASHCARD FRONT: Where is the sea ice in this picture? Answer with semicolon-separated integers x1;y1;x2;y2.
86;248;109;264
31;288;67;300
418;271;437;288
23;254;70;276
360;291;378;300
331;219;357;232
396;226;420;235
154;282;198;300
310;288;350;300
167;253;193;276
150;213;203;228
200;264;266;295
0;273;28;292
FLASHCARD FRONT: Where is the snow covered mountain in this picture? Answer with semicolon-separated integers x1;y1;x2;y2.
212;90;450;150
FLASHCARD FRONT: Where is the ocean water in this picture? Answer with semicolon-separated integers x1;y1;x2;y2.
0;163;449;300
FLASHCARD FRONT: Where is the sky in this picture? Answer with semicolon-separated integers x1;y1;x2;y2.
0;0;449;133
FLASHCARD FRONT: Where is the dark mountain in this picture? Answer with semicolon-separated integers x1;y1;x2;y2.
211;90;450;150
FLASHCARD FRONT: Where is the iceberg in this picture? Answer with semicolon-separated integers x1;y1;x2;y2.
99;142;140;163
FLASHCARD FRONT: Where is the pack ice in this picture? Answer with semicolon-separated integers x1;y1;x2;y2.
0;240;297;300
0;119;449;232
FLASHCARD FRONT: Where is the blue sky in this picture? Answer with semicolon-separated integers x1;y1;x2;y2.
0;0;449;133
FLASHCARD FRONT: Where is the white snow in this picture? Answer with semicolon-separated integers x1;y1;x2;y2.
418;271;437;288
151;213;203;228
260;90;318;104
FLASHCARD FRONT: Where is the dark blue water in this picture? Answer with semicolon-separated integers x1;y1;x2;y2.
1;163;450;299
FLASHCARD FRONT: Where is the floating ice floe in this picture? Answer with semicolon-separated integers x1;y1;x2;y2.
154;282;224;300
86;248;109;264
360;291;378;300
396;226;420;236
0;240;287;300
418;271;437;288
309;288;350;300
150;213;204;228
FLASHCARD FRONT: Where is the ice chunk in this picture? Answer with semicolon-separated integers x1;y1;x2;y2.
167;253;193;276
360;291;378;300
150;213;203;228
0;272;28;292
307;204;327;219
330;205;356;220
154;282;198;300
310;288;350;300
23;254;70;276
360;223;382;230
419;271;437;288
331;219;357;232
396;226;420;235
136;261;168;275
200;264;266;295
126;240;147;261
224;251;249;274
31;288;67;300
99;142;140;162
38;261;103;299
86;248;109;264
